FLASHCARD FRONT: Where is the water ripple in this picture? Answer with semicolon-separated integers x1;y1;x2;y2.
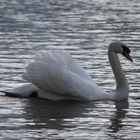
0;0;140;139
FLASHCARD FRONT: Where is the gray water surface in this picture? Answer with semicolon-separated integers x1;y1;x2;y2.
0;0;140;139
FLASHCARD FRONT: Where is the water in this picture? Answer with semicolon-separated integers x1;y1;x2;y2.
0;0;140;139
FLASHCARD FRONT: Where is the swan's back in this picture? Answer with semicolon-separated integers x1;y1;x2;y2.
22;50;94;100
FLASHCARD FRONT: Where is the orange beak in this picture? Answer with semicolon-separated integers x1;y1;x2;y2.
123;52;133;62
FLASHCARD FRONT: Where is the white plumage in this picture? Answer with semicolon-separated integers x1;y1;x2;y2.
2;41;132;101
22;50;102;100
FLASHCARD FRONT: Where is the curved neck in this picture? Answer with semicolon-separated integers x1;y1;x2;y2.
108;48;129;99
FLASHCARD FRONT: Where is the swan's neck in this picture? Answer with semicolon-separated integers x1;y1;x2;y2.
108;48;129;99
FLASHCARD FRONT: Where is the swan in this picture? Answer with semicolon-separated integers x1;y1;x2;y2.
2;41;133;101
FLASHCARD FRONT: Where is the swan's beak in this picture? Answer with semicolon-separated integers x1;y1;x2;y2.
123;52;133;62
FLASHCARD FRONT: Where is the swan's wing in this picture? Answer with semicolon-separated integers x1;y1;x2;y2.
22;50;92;97
51;50;92;80
33;50;91;80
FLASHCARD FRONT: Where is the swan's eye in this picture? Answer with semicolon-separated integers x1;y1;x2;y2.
121;45;133;62
122;45;130;54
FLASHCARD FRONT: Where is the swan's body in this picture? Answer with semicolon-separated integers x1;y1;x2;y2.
3;41;132;101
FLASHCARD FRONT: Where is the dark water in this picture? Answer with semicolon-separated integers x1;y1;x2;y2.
0;0;140;139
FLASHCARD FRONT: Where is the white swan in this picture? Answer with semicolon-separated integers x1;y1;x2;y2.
3;41;133;101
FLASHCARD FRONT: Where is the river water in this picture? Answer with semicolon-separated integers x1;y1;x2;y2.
0;0;140;139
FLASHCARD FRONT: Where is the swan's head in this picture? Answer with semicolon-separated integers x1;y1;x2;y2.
109;41;133;62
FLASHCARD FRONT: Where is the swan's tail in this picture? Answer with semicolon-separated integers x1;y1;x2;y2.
0;90;22;97
0;83;38;97
0;89;37;97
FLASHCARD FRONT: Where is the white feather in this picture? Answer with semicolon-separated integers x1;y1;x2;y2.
22;50;95;100
3;42;131;101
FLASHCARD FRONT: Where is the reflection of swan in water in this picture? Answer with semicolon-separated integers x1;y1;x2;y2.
108;100;129;138
2;41;132;101
23;99;129;133
23;99;97;130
